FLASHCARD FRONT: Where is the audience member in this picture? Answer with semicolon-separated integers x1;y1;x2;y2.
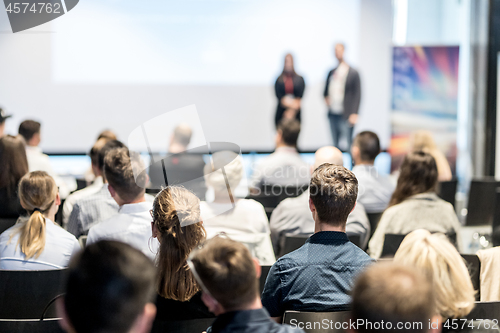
201;151;275;265
0;171;80;269
151;186;214;322
394;230;493;333
411;130;453;181
87;148;158;260
63;138;110;226
18;119;70;198
148;123;206;199
270;146;370;254
189;236;305;333
351;131;395;213
66;140;125;238
57;240;157;333
0;107;11;137
351;262;439;333
250;119;309;190
368;151;461;259
97;129;117;141
0;135;28;218
262;164;373;321
83;129;118;183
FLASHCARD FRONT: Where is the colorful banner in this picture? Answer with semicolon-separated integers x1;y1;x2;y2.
390;46;459;173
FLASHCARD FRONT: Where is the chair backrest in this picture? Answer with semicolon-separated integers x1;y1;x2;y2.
467;179;500;226
366;213;382;237
248;184;309;210
381;232;458;258
0;269;67;319
151;318;215;333
347;235;362;249
279;234;311;258
461;254;481;301
467;302;500;322
0;318;65;333
259;265;272;294
438;179;458;208
283;311;352;333
0;218;17;235
78;235;87;248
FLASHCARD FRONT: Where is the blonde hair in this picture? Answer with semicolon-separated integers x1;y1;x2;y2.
411;130;437;152
13;171;58;259
394;230;475;319
204;151;243;193
152;186;206;301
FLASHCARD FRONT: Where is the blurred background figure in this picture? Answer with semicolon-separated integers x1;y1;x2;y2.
324;43;361;151
201;151;275;265
410;130;453;182
0;135;28;219
274;53;305;127
148;123;206;200
84;129;118;183
0;107;12;138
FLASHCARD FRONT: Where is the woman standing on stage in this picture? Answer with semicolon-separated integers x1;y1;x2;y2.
274;53;305;127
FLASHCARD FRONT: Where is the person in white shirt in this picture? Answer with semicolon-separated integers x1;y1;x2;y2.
351;131;395;214
270;146;371;254
18;120;70;198
0;171;80;270
87;147;158;260
249;119;309;191
201;151;275;265
62;137;111;226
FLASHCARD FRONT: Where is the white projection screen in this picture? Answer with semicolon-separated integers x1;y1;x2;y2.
0;0;393;153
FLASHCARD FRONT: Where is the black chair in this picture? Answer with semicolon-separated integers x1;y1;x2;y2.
0;217;17;235
466;179;500;226
283;311;351;333
0;269;67;319
438;179;458;208
248;184;309;210
279;234;311;258
347;234;362;249
146;188;161;195
259;265;272;294
461;254;481;301
0;318;65;333
75;179;87;191
381;232;457;258
366;213;382;237
467;302;500;321
151;318;215;333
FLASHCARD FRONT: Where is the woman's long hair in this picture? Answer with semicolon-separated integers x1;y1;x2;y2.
389;151;438;207
152;186;206;301
11;171;57;259
278;53;297;80
0;135;29;195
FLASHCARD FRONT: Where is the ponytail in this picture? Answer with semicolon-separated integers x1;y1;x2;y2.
18;210;47;259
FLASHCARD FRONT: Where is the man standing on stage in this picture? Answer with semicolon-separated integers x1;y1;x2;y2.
324;43;361;151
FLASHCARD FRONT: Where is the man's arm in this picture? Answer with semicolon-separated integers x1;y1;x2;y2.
261;262;285;319
66;203;83;238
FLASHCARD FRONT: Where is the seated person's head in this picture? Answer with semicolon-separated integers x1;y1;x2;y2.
389;151;437;207
351;131;380;164
314;146;344;169
0;135;28;190
309;164;358;229
189;237;261;316
58;240;157;333
97;139;126;176
16;171;60;258
276;119;300;148
351;262;437;333
204;151;243;197
170;123;193;151
104;147;147;205
89;138;112;177
394;230;475;319
97;129;117;141
18;120;41;146
151;186;206;301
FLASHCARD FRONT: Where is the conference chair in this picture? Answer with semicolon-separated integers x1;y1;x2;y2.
0;269;67;319
466;179;500;226
0;217;17;235
347;234;362;249
437;179;458;208
279;234;363;258
380;232;457;258
259;265;272;294
150;317;215;333
467;302;500;322
366;213;382;238
283;311;351;333
461;254;481;301
78;235;87;248
0;318;64;333
247;184;309;214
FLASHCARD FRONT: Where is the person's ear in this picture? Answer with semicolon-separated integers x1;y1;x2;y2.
429;315;442;333
252;258;261;279
201;292;221;314
56;297;75;333
351;145;359;160
108;184;116;198
55;193;61;206
129;303;157;333
151;222;159;239
309;197;316;213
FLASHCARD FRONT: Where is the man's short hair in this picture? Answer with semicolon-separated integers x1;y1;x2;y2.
104;147;146;202
97;130;117;141
190;237;258;311
353;131;380;162
98;140;126;171
173;124;192;147
352;263;435;333
64;240;156;333
278;119;301;147
89;138;111;167
18;120;41;142
309;164;358;226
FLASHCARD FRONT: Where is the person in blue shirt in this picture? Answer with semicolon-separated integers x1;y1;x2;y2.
261;164;374;321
